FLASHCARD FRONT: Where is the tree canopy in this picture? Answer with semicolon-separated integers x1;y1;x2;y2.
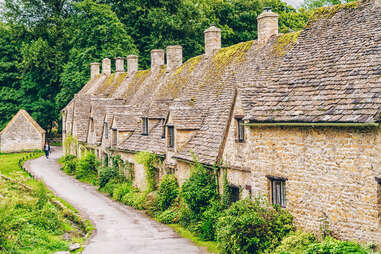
0;0;323;132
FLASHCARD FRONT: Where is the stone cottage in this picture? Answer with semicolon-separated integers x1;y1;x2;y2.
0;109;46;153
61;0;381;246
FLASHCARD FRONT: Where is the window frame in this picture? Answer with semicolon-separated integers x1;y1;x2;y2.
376;177;381;223
167;125;174;148
142;117;148;135
235;116;245;142
267;176;287;208
112;129;117;146
161;119;166;139
105;122;108;139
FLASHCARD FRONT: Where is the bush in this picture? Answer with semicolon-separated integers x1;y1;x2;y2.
157;174;179;211
98;166;119;188
216;198;294;254
198;200;224;241
112;182;133;201
181;161;218;214
76;152;98;180
157;206;179;224
101;178;119;196
62;158;77;175
305;237;368;254
122;190;146;210
272;231;317;254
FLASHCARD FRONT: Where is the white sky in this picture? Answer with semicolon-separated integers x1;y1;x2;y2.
284;0;304;8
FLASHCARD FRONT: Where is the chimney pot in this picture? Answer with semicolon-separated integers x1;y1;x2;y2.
127;55;138;75
166;45;183;71
102;58;111;76
204;25;221;56
257;9;279;44
90;62;100;79
115;57;125;72
151;49;165;72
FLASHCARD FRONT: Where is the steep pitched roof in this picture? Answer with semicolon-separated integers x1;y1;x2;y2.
0;109;45;135
243;1;381;123
112;113;138;131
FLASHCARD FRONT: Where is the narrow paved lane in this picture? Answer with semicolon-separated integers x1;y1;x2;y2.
25;148;203;254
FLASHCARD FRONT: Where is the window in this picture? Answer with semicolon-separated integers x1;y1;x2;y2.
105;122;108;139
142;117;148;135
112;129;117;146
231;185;240;202
267;176;287;207
161;120;166;139
168;126;174;148
90;118;94;132
376;177;381;222
237;118;245;142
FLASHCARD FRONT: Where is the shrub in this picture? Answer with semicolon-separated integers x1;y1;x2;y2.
157;174;179;211
181;160;218;214
198;200;224;241
216;198;294;254
98;166;118;188
101;178;119;196
122;190;146;210
305;236;368;254
62;157;77;175
112;182;133;201
272;231;317;254
157;206;179;224
76;152;98;179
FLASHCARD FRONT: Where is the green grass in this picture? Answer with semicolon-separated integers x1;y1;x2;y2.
0;152;90;253
168;224;220;253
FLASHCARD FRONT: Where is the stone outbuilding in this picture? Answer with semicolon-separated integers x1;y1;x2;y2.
0;110;46;153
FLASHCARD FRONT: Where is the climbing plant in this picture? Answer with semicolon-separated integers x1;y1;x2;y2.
134;151;161;192
63;135;78;155
222;168;233;209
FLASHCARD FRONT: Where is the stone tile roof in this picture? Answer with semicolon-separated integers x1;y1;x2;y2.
113;113;138;131
73;96;91;142
0;109;45;135
243;1;381;123
118;120;166;155
170;100;205;130
89;98;125;144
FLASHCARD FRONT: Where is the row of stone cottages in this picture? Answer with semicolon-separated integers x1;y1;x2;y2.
62;0;381;246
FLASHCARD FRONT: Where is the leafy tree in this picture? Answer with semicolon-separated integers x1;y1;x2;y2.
0;23;23;130
56;0;137;110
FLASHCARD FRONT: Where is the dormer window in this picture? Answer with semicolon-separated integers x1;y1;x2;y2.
105;122;108;139
90;118;94;132
142;117;148;135
235;116;245;142
161;119;166;139
112;129;117;146
168;125;174;148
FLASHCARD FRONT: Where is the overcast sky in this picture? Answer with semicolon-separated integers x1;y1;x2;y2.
284;0;304;8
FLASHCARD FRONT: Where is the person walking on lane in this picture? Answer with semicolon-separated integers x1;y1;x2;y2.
44;142;50;159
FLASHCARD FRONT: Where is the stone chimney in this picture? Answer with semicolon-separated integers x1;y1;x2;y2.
257;7;279;44
115;57;125;72
166;45;183;71
90;62;100;79
102;58;111;76
127;55;138;75
151;49;165;72
204;25;221;56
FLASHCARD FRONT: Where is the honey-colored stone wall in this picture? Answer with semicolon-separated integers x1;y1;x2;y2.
223;114;381;245
114;151;147;191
